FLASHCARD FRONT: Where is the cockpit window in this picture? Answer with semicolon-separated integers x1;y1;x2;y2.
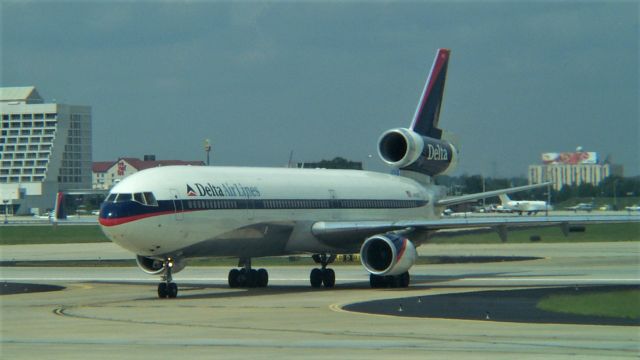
106;192;158;206
143;192;158;206
115;193;132;202
133;192;145;204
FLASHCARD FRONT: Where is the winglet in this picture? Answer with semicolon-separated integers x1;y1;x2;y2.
409;48;451;139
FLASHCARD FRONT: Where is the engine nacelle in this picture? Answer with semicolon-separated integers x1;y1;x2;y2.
136;255;186;275
378;127;457;176
360;232;417;276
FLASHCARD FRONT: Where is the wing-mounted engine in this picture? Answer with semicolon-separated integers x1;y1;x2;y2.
136;255;186;275
378;127;458;176
359;232;417;276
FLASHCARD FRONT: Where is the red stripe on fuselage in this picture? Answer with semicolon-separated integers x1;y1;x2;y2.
99;210;177;227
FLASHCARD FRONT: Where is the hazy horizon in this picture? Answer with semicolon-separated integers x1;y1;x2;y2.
2;1;638;177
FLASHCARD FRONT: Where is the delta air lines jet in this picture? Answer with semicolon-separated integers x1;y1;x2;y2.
99;49;638;298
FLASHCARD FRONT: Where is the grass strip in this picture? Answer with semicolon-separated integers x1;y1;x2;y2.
0;225;110;245
0;222;637;246
537;289;640;319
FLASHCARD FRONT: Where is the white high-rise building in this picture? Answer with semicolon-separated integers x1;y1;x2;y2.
528;151;623;191
0;86;92;215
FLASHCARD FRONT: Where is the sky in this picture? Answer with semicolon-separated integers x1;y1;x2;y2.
1;1;638;177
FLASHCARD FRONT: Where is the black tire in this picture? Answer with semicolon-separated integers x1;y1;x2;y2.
248;269;258;288
168;283;178;298
228;269;240;288
157;282;168;298
257;268;269;287
322;268;335;288
399;272;410;288
369;274;383;288
310;268;323;288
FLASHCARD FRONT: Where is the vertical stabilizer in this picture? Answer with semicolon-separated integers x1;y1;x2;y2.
409;48;450;139
498;193;511;205
54;192;66;221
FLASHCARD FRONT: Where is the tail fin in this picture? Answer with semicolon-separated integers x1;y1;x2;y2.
53;192;66;221
409;48;450;139
498;193;511;205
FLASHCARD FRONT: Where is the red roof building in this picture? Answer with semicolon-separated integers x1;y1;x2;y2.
92;157;204;190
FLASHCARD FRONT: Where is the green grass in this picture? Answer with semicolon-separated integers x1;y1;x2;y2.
537;290;640;319
554;197;640;209
0;222;637;246
429;223;640;244
0;225;110;245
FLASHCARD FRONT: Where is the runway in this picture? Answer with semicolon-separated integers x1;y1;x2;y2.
1;241;639;359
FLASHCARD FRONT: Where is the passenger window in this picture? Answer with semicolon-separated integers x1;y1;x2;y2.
143;192;158;206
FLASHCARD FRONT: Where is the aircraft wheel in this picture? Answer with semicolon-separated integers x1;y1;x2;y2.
248;269;258;288
157;282;168;298
168;283;178;298
322;268;335;288
369;274;383;288
310;268;323;288
398;272;410;288
256;268;269;287
228;269;240;288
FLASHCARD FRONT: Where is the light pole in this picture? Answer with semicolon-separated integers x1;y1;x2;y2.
613;179;618;210
3;199;8;224
204;139;212;166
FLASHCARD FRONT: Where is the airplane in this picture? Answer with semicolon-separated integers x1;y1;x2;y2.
98;48;639;298
625;205;640;212
497;193;551;215
566;202;594;212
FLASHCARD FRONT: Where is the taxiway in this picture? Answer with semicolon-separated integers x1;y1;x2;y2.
1;241;638;359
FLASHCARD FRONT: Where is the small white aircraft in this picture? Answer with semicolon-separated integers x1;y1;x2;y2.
566;202;595;212
625;205;640;212
97;49;639;298
497;193;550;215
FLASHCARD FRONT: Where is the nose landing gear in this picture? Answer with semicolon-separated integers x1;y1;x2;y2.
157;258;178;298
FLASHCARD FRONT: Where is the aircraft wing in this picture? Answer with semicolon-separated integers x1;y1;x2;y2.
311;214;640;245
436;182;551;207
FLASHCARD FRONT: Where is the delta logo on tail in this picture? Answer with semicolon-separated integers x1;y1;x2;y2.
187;185;197;197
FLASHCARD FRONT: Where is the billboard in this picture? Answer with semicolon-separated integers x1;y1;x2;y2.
542;152;597;165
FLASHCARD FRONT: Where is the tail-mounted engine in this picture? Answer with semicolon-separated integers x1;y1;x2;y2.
360;232;417;276
378;127;458;176
136;255;186;275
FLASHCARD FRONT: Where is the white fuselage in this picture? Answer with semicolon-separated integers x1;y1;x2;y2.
99;166;437;259
502;200;549;213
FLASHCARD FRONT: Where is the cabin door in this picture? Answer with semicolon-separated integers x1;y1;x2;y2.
169;189;184;221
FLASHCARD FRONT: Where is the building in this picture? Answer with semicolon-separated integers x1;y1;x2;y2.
528;150;623;191
296;157;363;170
0;87;91;215
93;156;204;190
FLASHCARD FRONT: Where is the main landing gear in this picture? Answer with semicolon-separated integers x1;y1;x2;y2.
157;258;178;298
228;258;269;288
369;272;410;288
310;253;336;288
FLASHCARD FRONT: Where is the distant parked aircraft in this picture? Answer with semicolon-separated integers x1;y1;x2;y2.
566;203;594;212
497;193;550;215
